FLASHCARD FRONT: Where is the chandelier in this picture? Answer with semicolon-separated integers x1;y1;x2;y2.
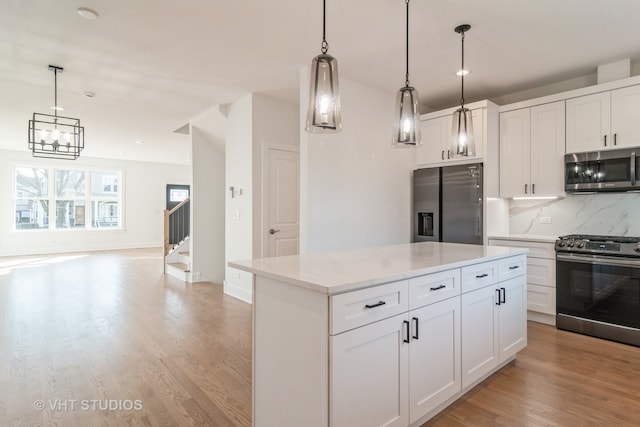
28;65;85;160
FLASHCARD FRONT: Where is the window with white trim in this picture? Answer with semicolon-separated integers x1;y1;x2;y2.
14;166;122;231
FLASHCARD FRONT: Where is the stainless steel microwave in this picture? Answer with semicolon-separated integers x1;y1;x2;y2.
565;147;639;192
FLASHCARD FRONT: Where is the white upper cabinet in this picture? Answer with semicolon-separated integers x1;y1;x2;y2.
567;85;640;153
416;108;484;166
499;101;565;198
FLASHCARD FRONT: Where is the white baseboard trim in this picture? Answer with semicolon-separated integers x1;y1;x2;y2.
223;280;253;304
527;310;556;326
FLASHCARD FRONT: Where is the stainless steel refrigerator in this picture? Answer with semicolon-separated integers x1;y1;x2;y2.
412;163;483;245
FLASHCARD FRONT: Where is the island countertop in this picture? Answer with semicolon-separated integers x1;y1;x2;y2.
229;241;528;295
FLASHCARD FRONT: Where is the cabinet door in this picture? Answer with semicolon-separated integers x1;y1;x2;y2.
499;108;531;198
530;101;565;196
417;116;449;165
461;286;499;388
330;313;409;427
498;276;527;362
611;85;640;148
409;297;461;423
566;92;611;153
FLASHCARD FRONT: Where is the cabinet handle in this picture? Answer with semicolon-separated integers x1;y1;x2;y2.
524;184;528;194
476;273;489;278
508;265;520;270
495;289;501;305
441;150;445;160
412;317;419;340
604;135;607;146
364;300;386;309
430;284;446;291
532;183;535;194
501;287;506;304
614;133;617;145
403;320;410;343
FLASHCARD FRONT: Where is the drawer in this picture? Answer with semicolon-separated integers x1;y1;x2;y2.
498;255;527;281
409;268;461;310
527;257;555;287
489;239;555;259
461;261;498;293
330;280;408;335
527;284;556;315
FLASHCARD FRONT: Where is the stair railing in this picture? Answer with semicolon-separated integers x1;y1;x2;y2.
164;197;191;262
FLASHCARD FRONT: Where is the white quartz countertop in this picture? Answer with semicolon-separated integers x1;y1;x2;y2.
229;242;528;295
488;234;559;243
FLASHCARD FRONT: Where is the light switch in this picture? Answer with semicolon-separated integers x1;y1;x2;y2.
232;210;240;220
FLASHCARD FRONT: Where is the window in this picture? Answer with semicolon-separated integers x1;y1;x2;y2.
13;166;122;231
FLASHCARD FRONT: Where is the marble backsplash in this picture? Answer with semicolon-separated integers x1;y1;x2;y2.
509;193;640;237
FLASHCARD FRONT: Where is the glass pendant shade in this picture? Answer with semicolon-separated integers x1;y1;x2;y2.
305;53;341;133
451;107;475;156
392;86;421;147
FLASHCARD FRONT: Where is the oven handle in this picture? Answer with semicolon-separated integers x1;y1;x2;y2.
557;253;640;268
631;151;636;186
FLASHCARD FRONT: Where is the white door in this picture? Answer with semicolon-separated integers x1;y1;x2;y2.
611;85;640;148
330;313;409;427
530;101;565;196
498;276;527;362
409;297;461;423
499;108;531;198
265;146;299;257
566;92;611;153
461;285;499;388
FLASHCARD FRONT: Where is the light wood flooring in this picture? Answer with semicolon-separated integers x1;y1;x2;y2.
1;248;640;426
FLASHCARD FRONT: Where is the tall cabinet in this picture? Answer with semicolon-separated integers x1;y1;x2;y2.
499;101;565;198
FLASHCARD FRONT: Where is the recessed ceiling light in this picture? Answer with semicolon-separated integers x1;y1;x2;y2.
50;106;64;111
77;7;99;20
456;69;470;76
135;140;143;145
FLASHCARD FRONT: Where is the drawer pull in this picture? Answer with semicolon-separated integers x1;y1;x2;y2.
475;273;489;278
430;284;446;291
364;300;386;309
508;265;520;270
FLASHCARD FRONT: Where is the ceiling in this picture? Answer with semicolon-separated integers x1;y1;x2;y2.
3;0;640;165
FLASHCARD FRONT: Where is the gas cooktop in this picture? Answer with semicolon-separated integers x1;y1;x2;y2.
555;234;640;257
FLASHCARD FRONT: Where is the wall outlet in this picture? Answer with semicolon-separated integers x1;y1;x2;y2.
232;210;240;220
539;216;552;224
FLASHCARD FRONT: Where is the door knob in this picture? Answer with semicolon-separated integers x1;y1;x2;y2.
269;228;280;235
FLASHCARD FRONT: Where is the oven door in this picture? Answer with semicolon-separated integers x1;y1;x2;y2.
556;253;640;330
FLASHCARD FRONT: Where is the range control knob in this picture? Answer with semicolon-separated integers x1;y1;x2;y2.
568;240;575;248
558;241;566;247
577;241;585;249
635;244;640;253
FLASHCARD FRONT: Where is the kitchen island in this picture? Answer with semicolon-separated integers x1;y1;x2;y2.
230;242;528;427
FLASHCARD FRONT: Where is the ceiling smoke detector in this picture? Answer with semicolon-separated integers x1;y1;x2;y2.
82;91;95;98
77;7;99;20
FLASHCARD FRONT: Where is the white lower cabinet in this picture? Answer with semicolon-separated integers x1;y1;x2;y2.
461;258;527;388
330;295;461;427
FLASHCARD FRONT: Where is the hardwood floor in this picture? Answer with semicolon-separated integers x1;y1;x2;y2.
1;249;640;426
0;249;252;426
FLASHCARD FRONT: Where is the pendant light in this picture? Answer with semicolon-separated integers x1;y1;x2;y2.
28;65;85;160
451;24;474;157
305;0;341;133
392;0;421;148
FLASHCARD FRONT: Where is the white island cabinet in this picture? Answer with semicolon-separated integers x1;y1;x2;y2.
229;242;528;427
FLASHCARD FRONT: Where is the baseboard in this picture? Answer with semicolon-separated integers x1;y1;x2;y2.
527;310;556;326
0;242;162;257
223;280;253;304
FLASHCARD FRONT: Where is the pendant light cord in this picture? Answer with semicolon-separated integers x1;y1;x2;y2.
54;68;58;120
321;0;328;54
405;0;410;87
460;29;465;108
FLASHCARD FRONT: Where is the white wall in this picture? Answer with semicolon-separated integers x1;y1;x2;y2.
190;125;225;284
223;94;299;303
300;70;415;254
0;149;190;256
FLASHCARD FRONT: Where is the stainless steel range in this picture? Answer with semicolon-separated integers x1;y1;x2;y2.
555;234;640;346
